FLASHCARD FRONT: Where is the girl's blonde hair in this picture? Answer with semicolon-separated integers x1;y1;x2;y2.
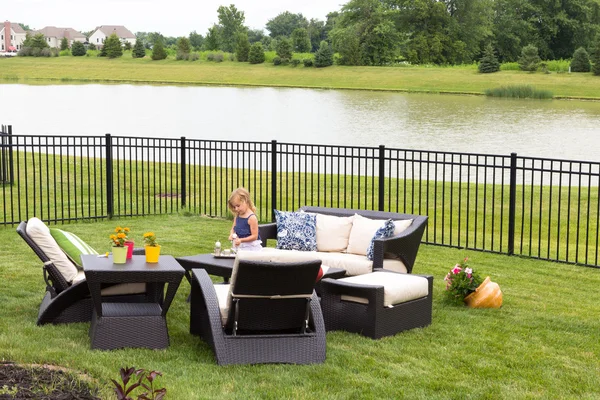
228;187;257;214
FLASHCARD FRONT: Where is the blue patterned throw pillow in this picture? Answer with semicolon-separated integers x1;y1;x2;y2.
366;219;396;260
275;210;317;251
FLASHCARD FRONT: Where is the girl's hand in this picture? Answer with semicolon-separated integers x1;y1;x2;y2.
234;238;242;246
228;234;233;241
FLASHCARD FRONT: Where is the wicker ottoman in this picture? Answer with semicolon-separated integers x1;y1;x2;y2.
320;270;433;339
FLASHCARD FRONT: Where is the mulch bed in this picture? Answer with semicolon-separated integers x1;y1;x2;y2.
0;362;100;400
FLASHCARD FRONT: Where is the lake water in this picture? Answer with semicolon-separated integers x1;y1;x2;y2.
1;83;599;161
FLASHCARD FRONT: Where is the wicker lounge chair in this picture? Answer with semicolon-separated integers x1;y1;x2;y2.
17;220;149;325
190;254;326;365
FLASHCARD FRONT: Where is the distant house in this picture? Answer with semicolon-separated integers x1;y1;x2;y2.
89;25;136;48
1;20;27;52
32;26;86;48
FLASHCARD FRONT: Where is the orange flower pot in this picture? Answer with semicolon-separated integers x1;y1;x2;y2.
464;276;503;308
145;245;161;263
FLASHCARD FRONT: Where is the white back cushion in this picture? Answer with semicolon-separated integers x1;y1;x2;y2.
347;214;413;256
26;217;78;283
316;214;354;252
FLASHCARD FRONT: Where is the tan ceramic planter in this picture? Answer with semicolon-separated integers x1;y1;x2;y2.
464;276;503;308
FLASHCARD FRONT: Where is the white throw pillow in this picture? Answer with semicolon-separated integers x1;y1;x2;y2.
347;214;413;256
316;214;354;252
26;217;79;283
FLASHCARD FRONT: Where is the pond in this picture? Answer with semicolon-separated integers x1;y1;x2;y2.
1;83;599;161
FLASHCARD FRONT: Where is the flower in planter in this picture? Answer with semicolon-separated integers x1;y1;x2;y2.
143;232;159;247
444;257;483;304
110;226;130;247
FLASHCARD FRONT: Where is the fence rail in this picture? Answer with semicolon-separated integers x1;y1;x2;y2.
1;125;598;268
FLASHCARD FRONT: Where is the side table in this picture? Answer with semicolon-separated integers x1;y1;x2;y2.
82;254;184;350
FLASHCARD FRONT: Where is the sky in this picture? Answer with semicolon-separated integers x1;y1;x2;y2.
9;0;344;37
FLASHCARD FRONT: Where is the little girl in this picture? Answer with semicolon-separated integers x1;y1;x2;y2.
228;187;262;251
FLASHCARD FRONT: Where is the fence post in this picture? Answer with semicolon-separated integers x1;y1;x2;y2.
508;152;517;255
180;136;186;208
7;125;13;185
378;145;385;211
271;140;277;222
105;134;114;219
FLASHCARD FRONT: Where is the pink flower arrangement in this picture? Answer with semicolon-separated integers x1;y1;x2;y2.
444;257;483;304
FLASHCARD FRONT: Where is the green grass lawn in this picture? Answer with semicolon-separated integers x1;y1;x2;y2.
1;214;599;399
2;55;600;99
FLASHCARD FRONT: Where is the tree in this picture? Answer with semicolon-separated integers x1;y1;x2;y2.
235;31;250;62
275;37;293;60
102;33;123;58
60;37;69;51
518;44;541;71
204;25;220;50
307;19;327;52
217;4;246;52
23;33;49;50
478;44;500;73
330;0;400;66
177;37;191;55
123;41;132;51
266;11;308;38
314;40;333;67
570;47;591;72
151;38;167;60
71;41;86;56
248;42;265;64
592;36;600;76
247;29;266;44
189;31;204;50
132;39;146;58
88;42;96;50
291;28;311;53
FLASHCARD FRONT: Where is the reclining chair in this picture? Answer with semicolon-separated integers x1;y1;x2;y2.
17;218;148;325
190;251;326;365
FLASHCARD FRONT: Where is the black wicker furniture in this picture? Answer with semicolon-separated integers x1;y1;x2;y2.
320;270;433;339
82;255;184;350
189;253;326;365
177;253;345;296
258;206;428;274
17;220;147;325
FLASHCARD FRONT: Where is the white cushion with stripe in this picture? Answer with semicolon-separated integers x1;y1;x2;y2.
50;228;98;268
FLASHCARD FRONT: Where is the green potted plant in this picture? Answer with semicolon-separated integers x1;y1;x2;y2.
444;257;502;308
110;226;130;264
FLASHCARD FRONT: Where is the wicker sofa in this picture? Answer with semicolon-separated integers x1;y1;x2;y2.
258;206;428;276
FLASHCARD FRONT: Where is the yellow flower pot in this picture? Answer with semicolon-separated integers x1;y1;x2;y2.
112;246;128;264
145;245;161;263
464;276;503;308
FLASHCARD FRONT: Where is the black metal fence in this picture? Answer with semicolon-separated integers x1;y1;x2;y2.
1;125;598;268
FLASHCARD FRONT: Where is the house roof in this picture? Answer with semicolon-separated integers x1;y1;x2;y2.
33;26;86;39
1;21;26;34
93;25;135;39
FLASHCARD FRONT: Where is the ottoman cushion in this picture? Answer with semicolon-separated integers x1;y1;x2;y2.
339;271;429;306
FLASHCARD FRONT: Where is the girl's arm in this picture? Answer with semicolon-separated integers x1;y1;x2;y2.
229;217;237;241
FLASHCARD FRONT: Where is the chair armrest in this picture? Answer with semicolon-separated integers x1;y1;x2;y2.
371;216;428;273
258;223;277;247
190;269;226;342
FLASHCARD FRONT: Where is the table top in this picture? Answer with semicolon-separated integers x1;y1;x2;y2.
82;254;184;283
176;253;236;269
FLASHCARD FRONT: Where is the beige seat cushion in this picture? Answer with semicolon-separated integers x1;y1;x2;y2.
338;271;428;306
347;214;413;256
213;283;231;325
72;272;146;295
316;252;373;276
26;217;79;283
315;214;354;252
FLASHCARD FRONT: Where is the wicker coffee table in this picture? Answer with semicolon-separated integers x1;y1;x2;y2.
82;254;184;350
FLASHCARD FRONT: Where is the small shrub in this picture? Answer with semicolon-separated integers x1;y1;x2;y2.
303;58;314;67
273;56;282;65
59;49;70;57
518;44;541;72
484;85;553;99
478;44;500;73
40;48;52;57
570;47;591;72
71;41;86;56
176;51;189;60
314;41;334;68
248;42;265;64
189;52;200;61
206;53;215;61
290;59;301;67
228;53;235;61
111;366;166;400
